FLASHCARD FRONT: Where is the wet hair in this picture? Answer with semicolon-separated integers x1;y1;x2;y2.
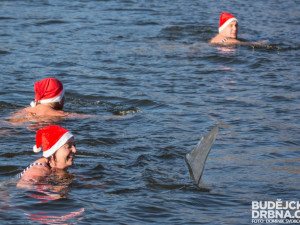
48;96;65;110
51;153;57;162
49;101;63;110
44;152;57;168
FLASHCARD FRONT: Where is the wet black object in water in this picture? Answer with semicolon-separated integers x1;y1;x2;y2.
185;125;218;187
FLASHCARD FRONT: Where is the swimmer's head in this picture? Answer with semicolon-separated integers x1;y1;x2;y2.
219;12;238;38
33;125;74;159
30;78;64;107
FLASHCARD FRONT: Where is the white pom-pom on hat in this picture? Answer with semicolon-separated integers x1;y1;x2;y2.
33;145;42;153
30;101;37;107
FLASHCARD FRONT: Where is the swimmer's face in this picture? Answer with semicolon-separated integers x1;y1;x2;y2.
221;21;238;38
50;137;77;170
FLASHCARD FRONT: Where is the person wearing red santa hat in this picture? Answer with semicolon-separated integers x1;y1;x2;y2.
210;12;242;45
17;125;77;186
10;78;69;122
30;77;65;109
8;77;124;125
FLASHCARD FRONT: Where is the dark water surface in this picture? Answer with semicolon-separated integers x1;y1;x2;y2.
1;0;300;224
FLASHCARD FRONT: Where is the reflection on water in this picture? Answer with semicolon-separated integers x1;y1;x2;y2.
0;172;84;224
25;208;85;225
22;171;74;202
217;46;238;54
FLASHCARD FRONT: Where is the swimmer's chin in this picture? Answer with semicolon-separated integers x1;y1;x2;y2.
67;155;75;164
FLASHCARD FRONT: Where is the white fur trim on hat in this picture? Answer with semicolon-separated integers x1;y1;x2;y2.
38;89;65;104
43;131;73;158
219;18;238;33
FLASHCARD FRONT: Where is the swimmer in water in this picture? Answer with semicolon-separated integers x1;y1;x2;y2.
9;77;76;124
209;12;269;46
8;77;100;125
209;12;241;45
7;77;132;126
17;125;76;187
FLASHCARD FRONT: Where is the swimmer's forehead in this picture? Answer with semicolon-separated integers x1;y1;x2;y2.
65;137;75;145
229;20;238;25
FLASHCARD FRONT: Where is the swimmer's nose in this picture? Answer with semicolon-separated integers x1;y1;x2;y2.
72;144;77;154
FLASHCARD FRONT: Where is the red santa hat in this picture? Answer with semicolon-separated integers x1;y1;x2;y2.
219;12;238;33
33;125;73;158
30;78;64;107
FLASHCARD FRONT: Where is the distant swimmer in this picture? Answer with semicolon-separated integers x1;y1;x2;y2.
209;12;268;46
16;125;76;187
209;12;241;45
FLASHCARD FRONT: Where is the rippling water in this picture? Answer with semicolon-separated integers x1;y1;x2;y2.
1;0;300;224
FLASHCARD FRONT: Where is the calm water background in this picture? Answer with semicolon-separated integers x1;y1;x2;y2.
0;0;300;224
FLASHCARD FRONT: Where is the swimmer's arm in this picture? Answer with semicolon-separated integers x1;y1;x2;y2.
66;112;126;119
228;39;269;46
223;38;243;45
249;40;270;46
65;112;96;118
44;110;96;119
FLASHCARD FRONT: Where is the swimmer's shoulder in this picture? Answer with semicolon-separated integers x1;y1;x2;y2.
209;35;220;44
209;34;241;45
223;38;242;45
30;105;68;117
7;107;32;123
20;159;50;181
48;109;69;117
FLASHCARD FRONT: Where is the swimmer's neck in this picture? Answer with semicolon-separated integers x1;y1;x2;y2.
36;102;64;111
219;33;237;40
41;157;69;172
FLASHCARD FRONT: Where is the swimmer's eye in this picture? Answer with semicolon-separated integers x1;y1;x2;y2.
66;143;75;149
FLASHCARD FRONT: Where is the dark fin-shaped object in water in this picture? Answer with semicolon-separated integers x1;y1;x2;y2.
185;125;218;187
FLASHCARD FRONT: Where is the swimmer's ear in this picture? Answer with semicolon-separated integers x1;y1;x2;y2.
33;145;42;153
